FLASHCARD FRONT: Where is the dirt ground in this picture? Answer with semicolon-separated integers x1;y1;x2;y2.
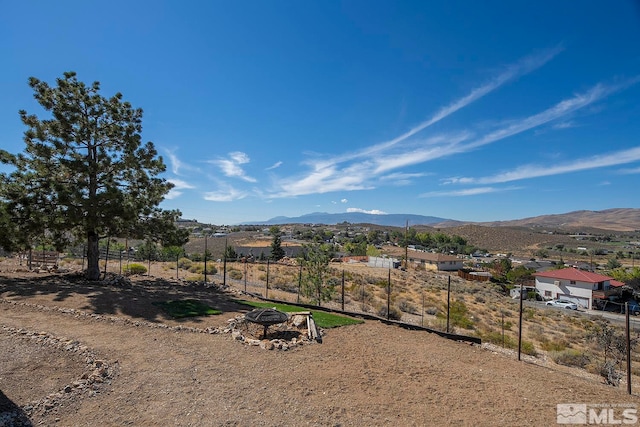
2;269;640;427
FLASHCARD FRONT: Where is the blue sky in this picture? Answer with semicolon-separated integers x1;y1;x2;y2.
1;1;640;225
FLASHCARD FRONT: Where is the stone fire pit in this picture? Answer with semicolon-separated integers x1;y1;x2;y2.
243;308;289;339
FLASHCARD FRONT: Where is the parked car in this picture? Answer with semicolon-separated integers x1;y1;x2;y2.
546;299;578;310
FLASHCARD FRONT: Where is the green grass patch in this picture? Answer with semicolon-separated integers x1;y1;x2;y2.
234;300;363;328
153;299;221;318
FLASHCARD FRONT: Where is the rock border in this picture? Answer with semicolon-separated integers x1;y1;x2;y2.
0;325;116;426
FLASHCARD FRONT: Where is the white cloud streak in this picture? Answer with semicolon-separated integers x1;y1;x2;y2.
163;149;200;175
454;79;638;154
165;178;196;199
619;166;640;175
273;74;628;197
204;183;248;202
448;146;640;185
266;161;283;170
165;150;183;175
332;46;564;164
210;151;257;183
347;207;388;214
268;47;564;198
420;186;521;198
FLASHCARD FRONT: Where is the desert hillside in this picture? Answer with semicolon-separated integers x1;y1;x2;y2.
471;208;640;232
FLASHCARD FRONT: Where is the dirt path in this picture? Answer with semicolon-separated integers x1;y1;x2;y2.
2;273;640;426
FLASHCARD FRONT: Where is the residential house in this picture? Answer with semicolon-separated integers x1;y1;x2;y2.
533;268;619;309
406;252;463;272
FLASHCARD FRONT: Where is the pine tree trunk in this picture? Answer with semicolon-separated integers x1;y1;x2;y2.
86;231;101;280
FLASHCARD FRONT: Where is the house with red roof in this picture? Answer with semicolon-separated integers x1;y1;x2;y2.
534;267;620;309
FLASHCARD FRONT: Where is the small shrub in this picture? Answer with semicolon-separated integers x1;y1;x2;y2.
528;324;544;338
482;330;516;348
374;279;388;288
189;264;204;274
437;300;474;329
521;340;537;356
398;299;418;314
229;270;243;280
124;263;147;275
377;305;402;320
178;257;192;269
550;349;590;368
600;360;622;386
541;340;568;352
351;287;371;302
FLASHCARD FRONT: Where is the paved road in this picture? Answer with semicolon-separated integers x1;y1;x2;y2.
526;300;640;329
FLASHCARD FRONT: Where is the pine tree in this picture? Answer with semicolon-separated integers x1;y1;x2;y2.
270;232;285;261
0;72;187;280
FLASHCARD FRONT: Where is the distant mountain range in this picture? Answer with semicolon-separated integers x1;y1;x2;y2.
242;208;640;232
245;212;448;227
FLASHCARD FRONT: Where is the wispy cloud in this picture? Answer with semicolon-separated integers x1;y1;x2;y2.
165;150;183;175
454;79;638;154
266;161;283;170
379;171;430;186
311;47;563;170
165;178;196;199
268;47;565;198
447;146;640;185
420;186;521;198
371;132;473;174
209;151;257;183
273;162;375;197
552;120;578;130
347;207;388;214
163;148;201;175
203;183;248;202
272;74;629;196
619;166;640;175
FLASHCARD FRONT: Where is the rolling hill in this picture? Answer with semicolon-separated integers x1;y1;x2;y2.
242;208;640;232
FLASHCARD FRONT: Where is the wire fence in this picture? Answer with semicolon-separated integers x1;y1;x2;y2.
14;251;460;335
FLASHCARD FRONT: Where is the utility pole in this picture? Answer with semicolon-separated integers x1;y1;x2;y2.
446;275;451;333
223;237;227;287
518;282;524;361
297;264;302;303
244;259;247;292
387;269;391;320
404;220;409;270
265;259;270;298
342;270;345;311
204;234;208;283
626;302;632;395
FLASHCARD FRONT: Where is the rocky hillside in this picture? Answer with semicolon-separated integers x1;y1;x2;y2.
463;208;640;232
435;224;572;255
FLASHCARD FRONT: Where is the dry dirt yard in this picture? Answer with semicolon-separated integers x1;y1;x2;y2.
2;269;640;426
